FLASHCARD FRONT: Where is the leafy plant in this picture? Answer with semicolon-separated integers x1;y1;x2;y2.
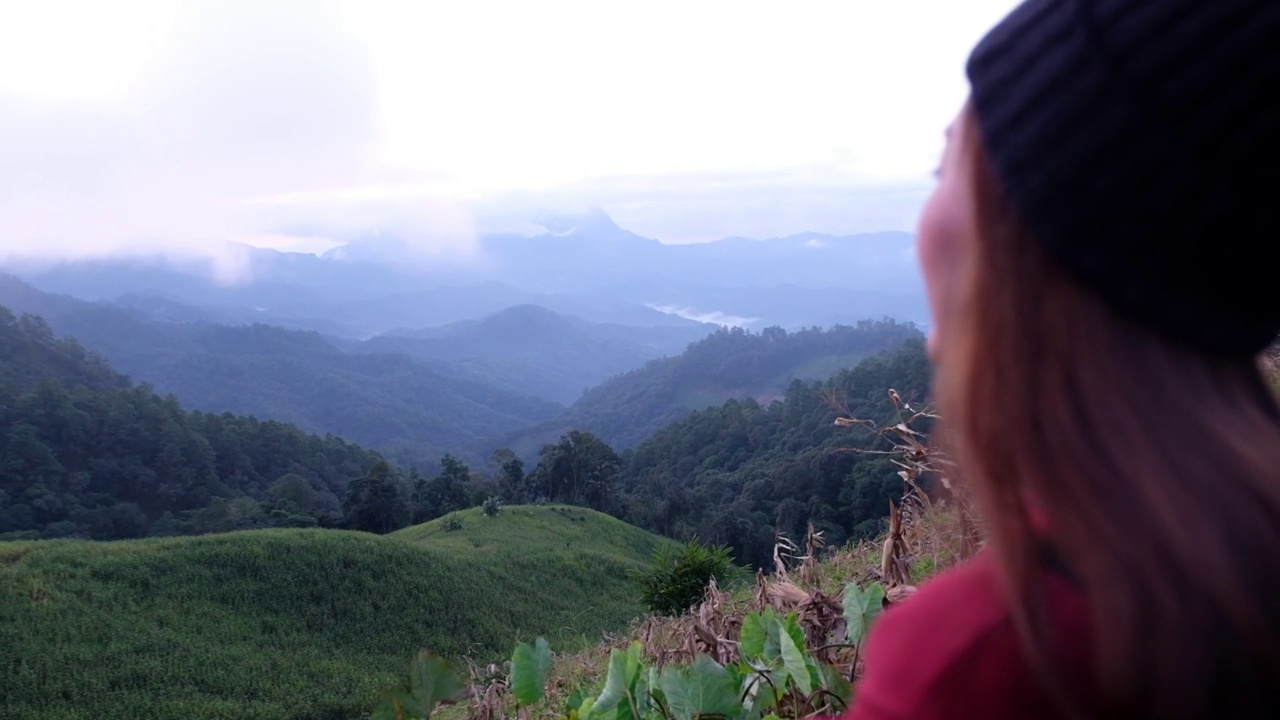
372;650;467;720
842;582;885;648
510;638;552;706
631;539;735;616
482;496;503;518
377;579;887;720
442;517;464;532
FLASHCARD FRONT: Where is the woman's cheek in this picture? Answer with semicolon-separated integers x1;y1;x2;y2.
916;183;967;360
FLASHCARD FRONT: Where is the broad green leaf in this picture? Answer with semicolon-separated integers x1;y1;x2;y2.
779;613;806;654
805;656;826;697
577;697;596;720
816;663;852;711
566;688;586;715
632;664;653;719
777;624;812;696
593;645;642;719
739;610;771;660
739;662;781;716
408;651;466;719
758;611;787;663
372;688;425;720
843;582;886;647
648;665;666;710
511;638;553;706
661;655;741;720
725;662;746;694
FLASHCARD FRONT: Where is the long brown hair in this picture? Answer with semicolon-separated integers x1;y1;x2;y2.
936;102;1280;718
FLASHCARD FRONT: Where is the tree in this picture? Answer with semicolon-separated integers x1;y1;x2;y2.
269;473;318;513
410;455;472;523
342;460;407;534
630;539;736;616
268;473;322;526
490;449;527;504
438;454;470;486
89;502;149;540
0;303;398;540
533;431;621;512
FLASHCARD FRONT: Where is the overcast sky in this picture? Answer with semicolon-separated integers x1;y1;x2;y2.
0;0;1019;259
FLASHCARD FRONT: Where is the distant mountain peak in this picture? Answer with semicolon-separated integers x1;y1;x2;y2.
489;303;567;320
534;207;621;236
474;304;587;335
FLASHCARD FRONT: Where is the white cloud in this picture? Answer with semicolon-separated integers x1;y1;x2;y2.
648;304;760;329
0;0;1020;259
0;0;381;259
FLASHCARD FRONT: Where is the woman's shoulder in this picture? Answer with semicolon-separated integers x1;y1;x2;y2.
846;551;1088;720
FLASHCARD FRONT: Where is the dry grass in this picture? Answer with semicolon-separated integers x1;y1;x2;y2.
831;388;983;583
458;507;974;719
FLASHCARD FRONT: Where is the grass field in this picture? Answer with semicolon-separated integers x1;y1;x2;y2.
1;506;671;720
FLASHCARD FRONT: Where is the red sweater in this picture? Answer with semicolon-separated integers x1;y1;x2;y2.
844;551;1091;719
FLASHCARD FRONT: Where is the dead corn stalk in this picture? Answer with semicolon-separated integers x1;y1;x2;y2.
830;387;981;585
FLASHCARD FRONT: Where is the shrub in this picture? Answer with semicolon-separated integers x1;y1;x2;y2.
630;539;734;616
442;517;463;532
482;496;502;517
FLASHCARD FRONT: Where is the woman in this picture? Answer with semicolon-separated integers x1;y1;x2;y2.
847;0;1280;717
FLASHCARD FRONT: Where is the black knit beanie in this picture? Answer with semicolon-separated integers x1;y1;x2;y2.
966;0;1280;357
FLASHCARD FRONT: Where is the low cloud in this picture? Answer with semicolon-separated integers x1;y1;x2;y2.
0;0;946;269
648;304;760;329
480;170;931;245
0;0;381;261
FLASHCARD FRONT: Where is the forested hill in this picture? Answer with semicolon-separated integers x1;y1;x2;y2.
361;303;711;405
616;337;932;568
0;306;392;540
0;308;126;395
496;319;923;457
0;275;561;468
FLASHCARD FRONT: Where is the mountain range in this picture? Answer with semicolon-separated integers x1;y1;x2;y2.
0;276;560;468
3;209;926;338
362;304;709;404
496;318;924;457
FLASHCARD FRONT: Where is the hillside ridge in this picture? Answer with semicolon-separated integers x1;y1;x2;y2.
1;506;671;719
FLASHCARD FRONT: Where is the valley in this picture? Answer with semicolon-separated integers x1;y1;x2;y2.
0;211;932;719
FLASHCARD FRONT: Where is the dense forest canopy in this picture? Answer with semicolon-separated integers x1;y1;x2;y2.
1;302;933;556
0;307;390;539
0;275;562;469
615;338;932;568
500;318;923;457
0;308;125;395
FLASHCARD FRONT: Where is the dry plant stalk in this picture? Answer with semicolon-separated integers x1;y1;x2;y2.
465;660;509;720
881;501;910;588
829;387;982;586
630;525;912;687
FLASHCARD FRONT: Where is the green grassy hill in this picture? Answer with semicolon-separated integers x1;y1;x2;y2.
1;506;672;720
